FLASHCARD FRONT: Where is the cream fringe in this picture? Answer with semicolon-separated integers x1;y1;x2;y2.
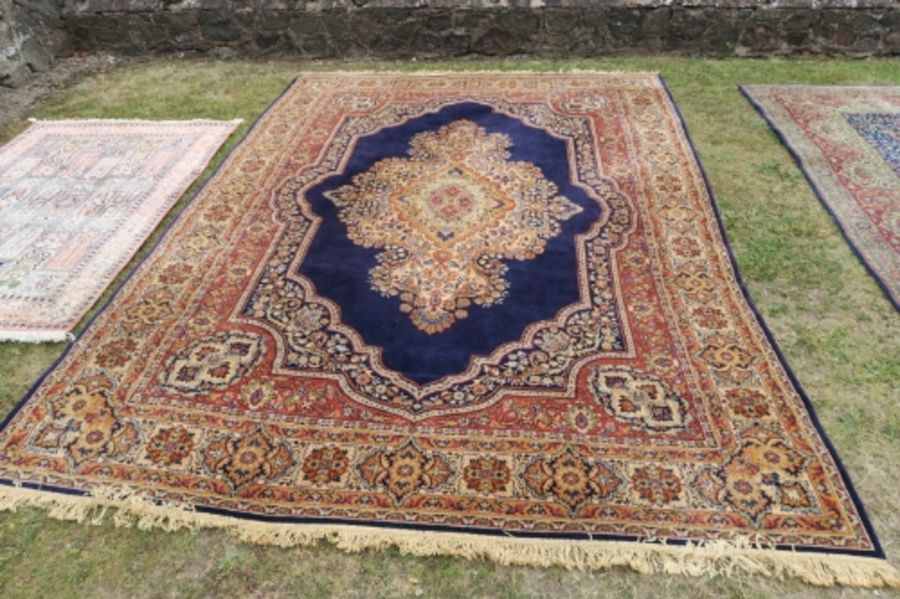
0;484;898;589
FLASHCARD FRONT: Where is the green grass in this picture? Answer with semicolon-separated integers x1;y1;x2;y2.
1;57;898;598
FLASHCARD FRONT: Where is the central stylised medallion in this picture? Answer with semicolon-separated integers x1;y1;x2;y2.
325;120;583;334
241;100;633;411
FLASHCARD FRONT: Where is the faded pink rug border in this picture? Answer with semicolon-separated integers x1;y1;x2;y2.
0;119;241;342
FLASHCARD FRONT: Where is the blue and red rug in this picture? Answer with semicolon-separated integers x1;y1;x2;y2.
0;73;896;587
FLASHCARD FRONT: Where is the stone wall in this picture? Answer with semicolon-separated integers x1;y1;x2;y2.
61;0;898;60
0;0;68;87
2;1;898;88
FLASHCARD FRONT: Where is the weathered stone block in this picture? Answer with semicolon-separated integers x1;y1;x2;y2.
567;31;609;56
254;32;284;50
703;16;738;52
415;31;470;55
151;10;199;35
199;9;242;42
669;9;706;41
605;8;642;44
741;23;782;51
120;13;167;51
642;7;670;36
1;61;33;87
425;13;452;31
90;16;124;45
544;8;582;35
496;10;539;38
290;13;326;35
19;36;53;71
0;0;67;87
473;27;523;55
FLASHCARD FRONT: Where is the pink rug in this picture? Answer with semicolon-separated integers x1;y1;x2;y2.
0;119;241;342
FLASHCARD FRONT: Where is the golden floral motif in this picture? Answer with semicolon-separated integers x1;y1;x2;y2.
325;120;583;334
699;336;755;383
357;439;453;503
202;427;295;491
660;201;696;233
695;427;811;522
48;378;110;422
674;263;717;302
68;418;138;466
522;446;621;514
123;288;176;333
40;375;138;466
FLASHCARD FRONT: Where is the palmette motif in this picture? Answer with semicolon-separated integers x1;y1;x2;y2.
0;74;881;560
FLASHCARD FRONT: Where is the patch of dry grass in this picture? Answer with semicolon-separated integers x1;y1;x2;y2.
0;57;898;598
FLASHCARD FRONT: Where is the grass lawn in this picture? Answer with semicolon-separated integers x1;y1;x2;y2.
0;57;898;598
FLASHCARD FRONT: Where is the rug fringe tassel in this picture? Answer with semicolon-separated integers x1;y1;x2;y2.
1;483;898;589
